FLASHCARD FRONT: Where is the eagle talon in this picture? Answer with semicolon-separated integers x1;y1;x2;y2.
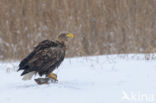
48;73;58;81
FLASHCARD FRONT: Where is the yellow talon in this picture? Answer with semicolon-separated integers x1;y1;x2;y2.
48;73;57;81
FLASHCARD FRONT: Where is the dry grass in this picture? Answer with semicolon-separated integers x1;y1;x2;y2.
0;0;156;60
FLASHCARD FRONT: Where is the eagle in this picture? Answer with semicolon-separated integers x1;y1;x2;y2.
17;32;74;81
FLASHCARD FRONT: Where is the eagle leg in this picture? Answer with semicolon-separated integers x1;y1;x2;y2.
48;73;58;81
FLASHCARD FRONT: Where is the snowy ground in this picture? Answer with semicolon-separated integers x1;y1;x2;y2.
0;54;156;103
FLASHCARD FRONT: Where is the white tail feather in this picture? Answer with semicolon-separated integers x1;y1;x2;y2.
22;72;35;80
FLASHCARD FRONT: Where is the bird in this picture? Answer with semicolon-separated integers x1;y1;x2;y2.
17;32;74;81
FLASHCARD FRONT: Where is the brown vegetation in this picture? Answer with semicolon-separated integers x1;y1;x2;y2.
0;0;156;60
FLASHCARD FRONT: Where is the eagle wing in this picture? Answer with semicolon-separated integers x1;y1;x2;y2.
19;40;57;68
18;40;65;76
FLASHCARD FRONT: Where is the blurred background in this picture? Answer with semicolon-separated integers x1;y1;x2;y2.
0;0;156;60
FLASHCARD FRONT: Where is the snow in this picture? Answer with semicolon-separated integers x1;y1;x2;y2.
0;54;156;103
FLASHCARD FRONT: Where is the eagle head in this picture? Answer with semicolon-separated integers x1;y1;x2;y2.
57;32;74;43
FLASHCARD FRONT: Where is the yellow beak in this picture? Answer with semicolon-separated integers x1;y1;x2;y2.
66;33;74;38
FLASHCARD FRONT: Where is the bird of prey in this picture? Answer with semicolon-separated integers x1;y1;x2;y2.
17;32;74;81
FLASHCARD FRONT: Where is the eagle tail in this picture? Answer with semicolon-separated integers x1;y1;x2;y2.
22;71;35;80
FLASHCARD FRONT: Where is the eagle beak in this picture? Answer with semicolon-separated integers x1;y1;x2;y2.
66;33;74;38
